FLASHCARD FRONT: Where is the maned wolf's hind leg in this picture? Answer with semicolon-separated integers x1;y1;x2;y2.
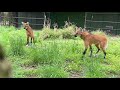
95;44;100;54
100;42;107;59
31;37;35;45
31;37;32;43
33;37;35;44
102;49;106;59
95;44;100;57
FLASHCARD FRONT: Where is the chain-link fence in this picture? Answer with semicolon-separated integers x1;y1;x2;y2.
0;12;50;30
84;12;120;35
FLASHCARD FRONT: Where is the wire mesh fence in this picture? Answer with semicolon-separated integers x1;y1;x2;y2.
1;12;120;35
84;12;120;35
0;12;48;30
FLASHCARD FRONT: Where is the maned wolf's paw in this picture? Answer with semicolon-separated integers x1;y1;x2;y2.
26;44;29;47
94;54;98;57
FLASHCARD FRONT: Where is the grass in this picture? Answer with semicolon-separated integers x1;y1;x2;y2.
28;41;64;65
0;26;120;78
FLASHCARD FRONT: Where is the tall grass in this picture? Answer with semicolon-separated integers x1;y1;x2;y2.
1;26;120;78
28;41;65;66
38;65;69;78
8;29;26;56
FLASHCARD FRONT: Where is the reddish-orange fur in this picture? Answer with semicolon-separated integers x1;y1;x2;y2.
22;22;35;45
74;27;108;59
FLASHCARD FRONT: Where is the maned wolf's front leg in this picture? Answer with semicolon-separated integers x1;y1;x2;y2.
82;41;89;59
82;48;87;59
26;36;29;45
89;45;92;57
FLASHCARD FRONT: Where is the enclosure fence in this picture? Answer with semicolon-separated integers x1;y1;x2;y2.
84;12;120;35
0;12;48;29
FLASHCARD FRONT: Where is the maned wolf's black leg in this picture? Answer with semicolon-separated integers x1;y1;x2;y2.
94;44;100;57
82;48;87;59
95;44;100;54
33;37;35;44
103;51;106;59
101;49;106;59
89;45;92;57
31;37;32;43
26;36;29;45
96;48;100;54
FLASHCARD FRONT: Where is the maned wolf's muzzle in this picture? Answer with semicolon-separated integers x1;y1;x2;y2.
73;33;77;37
74;35;77;37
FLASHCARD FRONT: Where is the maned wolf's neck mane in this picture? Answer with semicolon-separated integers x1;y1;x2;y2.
26;26;31;30
80;31;91;40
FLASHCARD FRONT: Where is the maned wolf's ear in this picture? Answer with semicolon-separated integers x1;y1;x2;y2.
79;27;82;30
81;28;84;32
77;27;82;31
21;22;24;24
75;26;79;31
27;22;29;24
83;28;86;31
75;26;78;30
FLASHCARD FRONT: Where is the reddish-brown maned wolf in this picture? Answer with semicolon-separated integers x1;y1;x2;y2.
74;27;108;59
22;22;35;46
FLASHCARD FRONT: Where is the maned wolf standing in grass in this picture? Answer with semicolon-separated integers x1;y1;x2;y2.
0;44;12;78
74;27;108;59
22;22;35;46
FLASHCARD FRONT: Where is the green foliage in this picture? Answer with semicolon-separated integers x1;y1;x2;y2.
91;29;107;36
1;26;120;78
83;59;107;78
28;41;64;65
40;28;62;40
40;25;75;40
0;26;16;32
9;30;26;56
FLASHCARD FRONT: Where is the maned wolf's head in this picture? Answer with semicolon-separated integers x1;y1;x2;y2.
73;27;83;37
22;22;30;30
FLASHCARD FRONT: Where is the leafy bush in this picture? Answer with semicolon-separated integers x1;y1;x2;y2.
39;25;76;40
91;29;107;36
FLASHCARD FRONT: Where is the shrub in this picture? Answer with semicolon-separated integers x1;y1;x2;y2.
40;28;62;40
39;25;76;40
91;29;107;36
61;29;74;39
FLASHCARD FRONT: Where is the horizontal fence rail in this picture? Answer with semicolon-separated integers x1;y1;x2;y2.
86;20;120;24
0;16;45;19
84;12;120;35
0;15;45;29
